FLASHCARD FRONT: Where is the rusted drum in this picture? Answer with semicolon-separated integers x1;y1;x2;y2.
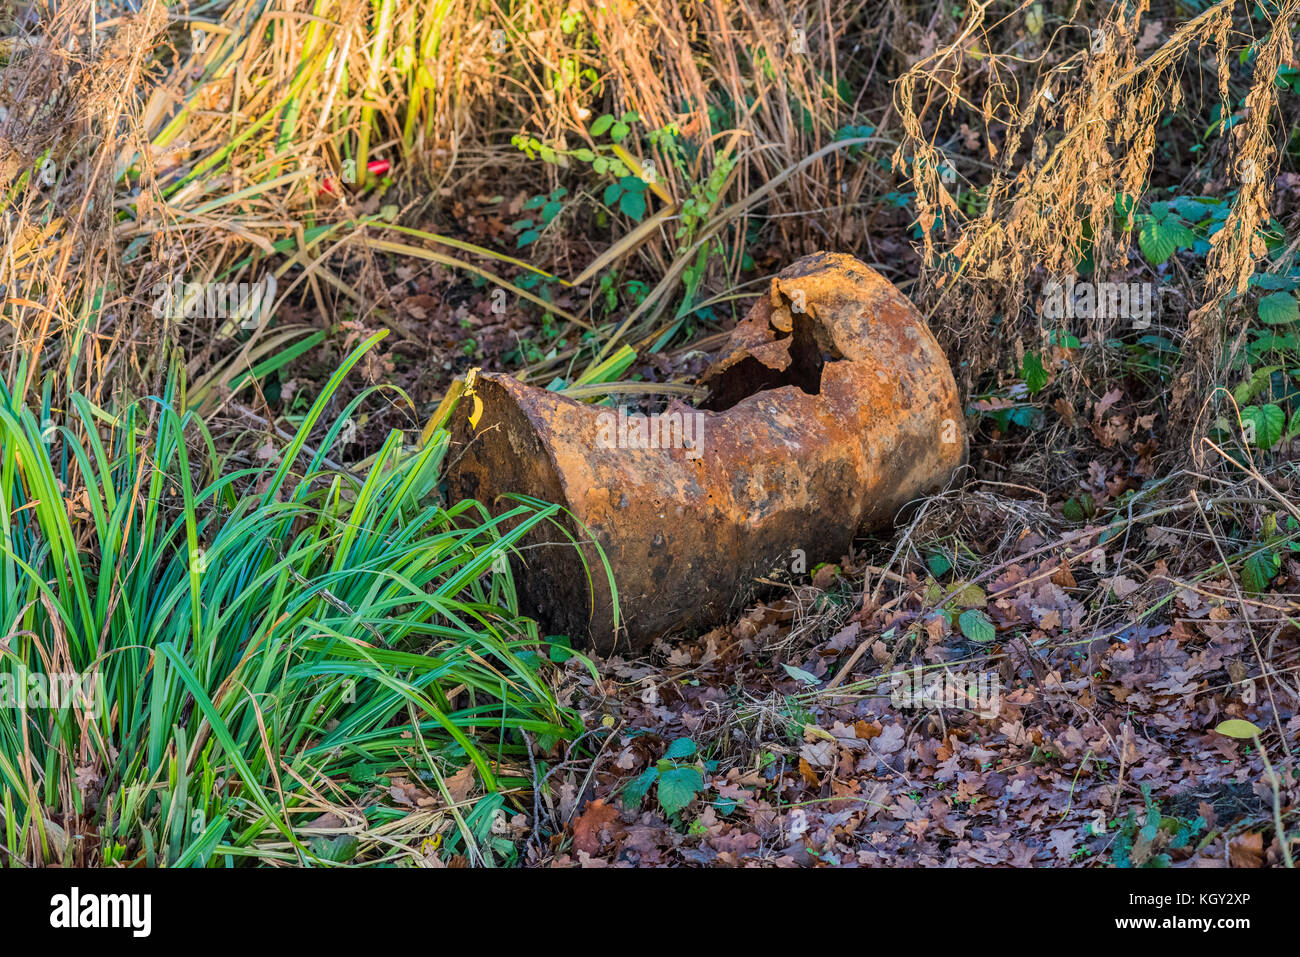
446;252;967;653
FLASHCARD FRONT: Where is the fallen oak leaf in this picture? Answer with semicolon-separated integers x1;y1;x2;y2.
444;764;477;804
1229;831;1264;868
573;799;622;855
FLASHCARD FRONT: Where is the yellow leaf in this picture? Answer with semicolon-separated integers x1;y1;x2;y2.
1214;719;1262;739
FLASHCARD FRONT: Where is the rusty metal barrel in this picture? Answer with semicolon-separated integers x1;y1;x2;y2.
446;252;967;653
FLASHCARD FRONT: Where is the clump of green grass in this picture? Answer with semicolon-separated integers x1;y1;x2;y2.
0;336;586;867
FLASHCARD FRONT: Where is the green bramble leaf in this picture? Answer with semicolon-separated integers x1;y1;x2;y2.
926;552;953;578
1240;549;1280;593
622;767;658;810
663;737;697;760
1258;292;1299;325
1138;218;1178;265
656;766;704;816
958;609;996;643
619;190;646;221
1241;403;1285;448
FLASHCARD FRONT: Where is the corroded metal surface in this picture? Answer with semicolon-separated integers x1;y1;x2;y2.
446;252;967;653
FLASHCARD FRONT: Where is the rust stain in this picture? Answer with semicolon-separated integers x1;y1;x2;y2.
446;252;967;653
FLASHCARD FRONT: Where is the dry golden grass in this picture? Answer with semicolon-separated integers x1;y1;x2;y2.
893;0;1298;424
0;0;1296;419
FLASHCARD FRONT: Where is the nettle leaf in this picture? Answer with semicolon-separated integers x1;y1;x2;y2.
1240;549;1280;593
622;767;658;811
958;608;996;643
656;766;704;816
1138;218;1178;265
1241;403;1285;448
1021;351;1049;394
1258;291;1300;325
663;737;697;760
1214;719;1263;739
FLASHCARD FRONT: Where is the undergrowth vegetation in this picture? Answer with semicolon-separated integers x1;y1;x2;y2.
1;0;1298;865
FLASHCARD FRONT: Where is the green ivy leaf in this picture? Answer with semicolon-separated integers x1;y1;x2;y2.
656;766;704;816
1258;292;1300;325
958;609;996;643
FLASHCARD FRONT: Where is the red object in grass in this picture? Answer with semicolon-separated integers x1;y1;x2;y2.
318;159;393;196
